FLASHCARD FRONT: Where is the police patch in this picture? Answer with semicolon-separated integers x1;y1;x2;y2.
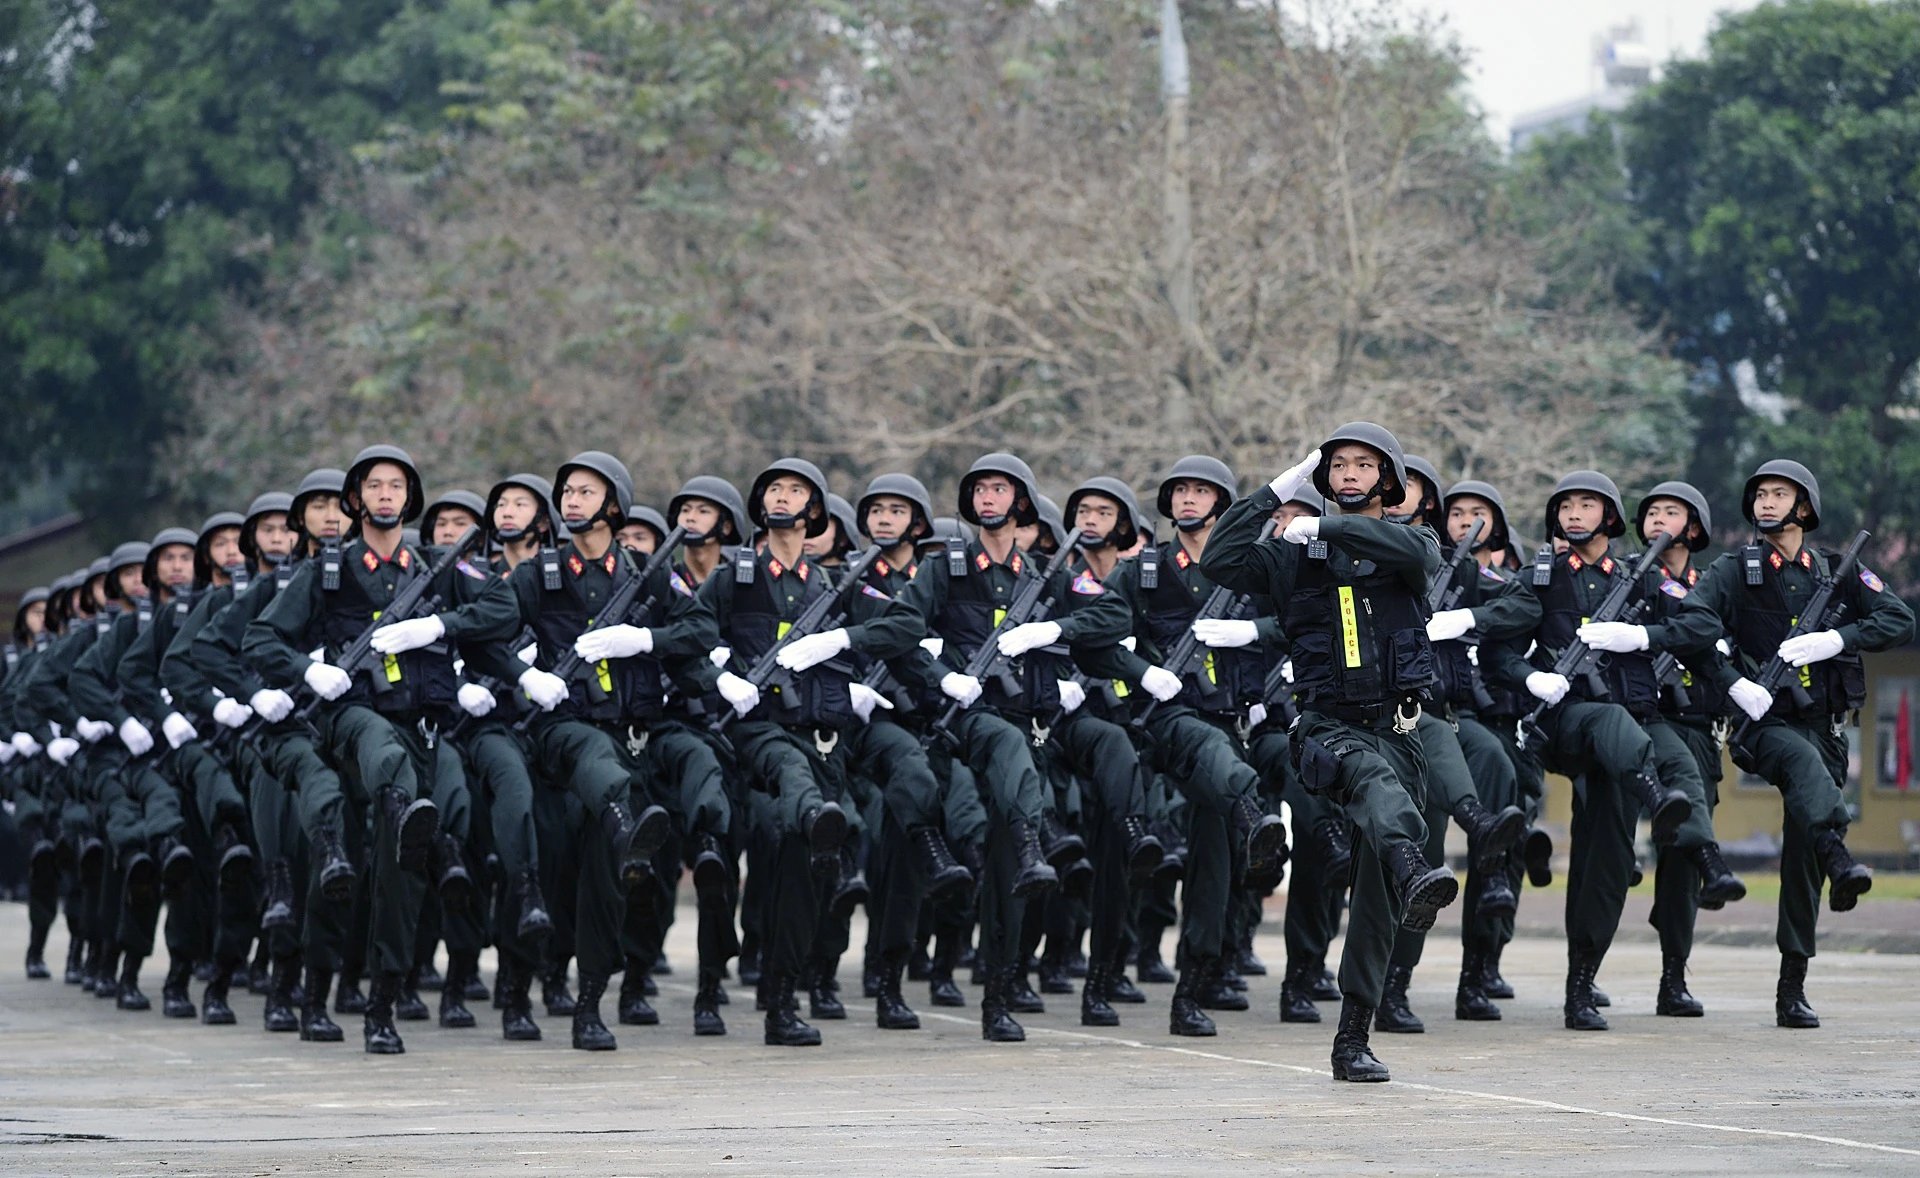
455;560;488;581
1479;564;1503;582
1071;571;1104;595
1861;567;1885;592
1659;578;1688;599
669;572;694;598
860;583;890;601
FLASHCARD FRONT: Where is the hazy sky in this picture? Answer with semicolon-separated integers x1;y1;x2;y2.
1408;0;1765;140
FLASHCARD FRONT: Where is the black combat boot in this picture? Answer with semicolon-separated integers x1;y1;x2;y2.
440;952;477;1028
202;960;237;1025
1278;962;1321;1023
570;975;616;1051
600;800;665;890
1628;770;1691;846
1455;951;1501;1021
1454;797;1527;862
980;966;1026;1042
1007;965;1045;1014
1481;943;1514;999
1776;952;1819;1028
801;802;849;855
434;835;477;910
691;832;730;901
300;967;344;1042
1009;819;1059;898
1037;947;1073;995
928;932;966;1008
1107;968;1146;1004
618;959;659;1025
121;850;157;911
1564;949;1608;1031
693;969;727;1036
1040;811;1087;869
1080;962;1118;1027
1169;964;1216;1037
1523;826;1554;887
116;954;150;1011
808;960;847;1020
875;951;920;1030
1119;815;1165;878
1315;817;1353;881
334;967;368;1014
381;787;438;873
764;972;822;1047
911;825;974;901
1383;840;1459;932
1656;953;1703;1017
1477;868;1518;919
64;940;85;986
260;859;296;931
263;955;300;1032
502;968;541;1041
1331;997;1390;1082
1688;841;1747;910
363;973;405;1054
313;827;356;902
395;966;429;1021
1813;829;1873;912
1136;932;1175;985
516;870;553;940
212;822;254;895
1231;793;1288;872
1197;957;1249;1012
1374;964;1423;1032
159;838;195;898
92;942;121;999
543;962;577;1016
162;958;196;1018
830;851;869;922
1152;819;1187;884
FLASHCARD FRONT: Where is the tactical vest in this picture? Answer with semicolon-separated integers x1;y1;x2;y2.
1534;552;1660;717
318;544;456;714
1283;543;1435;708
1432;562;1520;716
931;548;1062;717
730;553;854;729
529;549;663;724
1140;542;1268;713
1638;563;1727;720
1730;548;1866;717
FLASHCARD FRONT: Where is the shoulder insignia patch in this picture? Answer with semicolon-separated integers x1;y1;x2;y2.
1480;564;1504;582
860;583;890;601
1659;578;1689;599
455;560;488;581
975;552;991;572
1071;570;1104;595
669;572;694;598
361;550;380;573
567;553;585;578
1861;567;1885;592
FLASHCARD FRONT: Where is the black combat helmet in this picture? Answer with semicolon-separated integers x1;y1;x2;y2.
856;473;936;546
553;451;634;532
420;490;487;543
1637;481;1713;552
1543;470;1627;543
485;473;558;546
669;476;749;547
239;491;294;567
1157;455;1237;533
290;468;348;539
1391;455;1445;525
958;452;1041;529
343;444;426;528
627;505;671;551
823;493;859;557
1742;459;1821;535
1033;495;1067;555
1063;476;1142;552
1311;422;1409;509
192;511;247;586
142;527;199;595
1441;480;1510;554
748;457;832;538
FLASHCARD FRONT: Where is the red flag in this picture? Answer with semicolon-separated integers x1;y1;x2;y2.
1897;688;1911;791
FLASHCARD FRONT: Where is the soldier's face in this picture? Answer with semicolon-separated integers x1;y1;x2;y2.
1273;503;1318;528
154;544;194;589
1014;522;1042;551
802;519;840;557
253;513;294;559
1557;493;1607;539
1447;497;1493;545
359;463;410;524
1641;498;1693;546
1073;495;1120;543
87;577;107;611
432;507;480;547
616;523;656;555
1326;445;1383;501
1752;478;1801;529
761;476;814;528
304;494;347;542
971;477;1016;523
493;487;543;537
864;497;917;546
560;473;609;530
1400;474;1429;522
205;526;243;571
117;566;147;601
23;602;45;635
1168;479;1219;522
677;498;724;541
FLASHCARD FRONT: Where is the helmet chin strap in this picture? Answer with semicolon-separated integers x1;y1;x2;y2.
1077;528;1114;551
1173;516;1209;534
976;512;1010;531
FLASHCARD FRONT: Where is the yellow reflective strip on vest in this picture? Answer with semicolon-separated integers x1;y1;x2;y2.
1204;650;1217;685
1337;586;1362;669
370;610;402;683
1114;679;1130;699
596;661;613;693
1789;615;1812;689
993;608;1006;627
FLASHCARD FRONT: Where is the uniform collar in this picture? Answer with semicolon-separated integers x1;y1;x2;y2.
360;545;412;573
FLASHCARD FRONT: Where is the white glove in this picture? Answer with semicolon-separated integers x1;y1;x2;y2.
1192;618;1258;648
1248;703;1269;728
212;698;253;729
0;743;13;765
517;642;540;666
1779;630;1845;667
518;667;569;712
573;624;653;662
1715;637;1732;656
1578;621;1650;653
940;673;983;707
997;620;1063;658
919;637;945;659
709;646;732;668
369;614;445;655
11;732;41;758
304;661;352;701
248;689;294;724
1056;679;1086;715
457;682;497;718
1426;608;1476;643
1729;677;1774;723
1141;665;1183;702
1281;516;1321;545
1281;659;1295;684
118;717;154;756
848;682;893;723
1267;449;1323;501
77;718;112;743
161;712;197;749
47;737;79;766
716;671;761;717
777;628;850;672
1524;672;1570;706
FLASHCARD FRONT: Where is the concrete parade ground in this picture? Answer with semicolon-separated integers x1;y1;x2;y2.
2;898;1918;1176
